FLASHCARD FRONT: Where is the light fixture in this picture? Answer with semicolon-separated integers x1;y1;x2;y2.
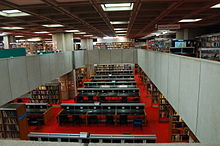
211;3;220;8
84;35;93;37
101;3;133;11
103;36;117;39
15;35;24;38
1;27;24;30
114;28;127;30
117;34;126;36
179;19;202;23
0;9;30;17
42;24;64;27
75;32;86;34
34;31;49;34
65;30;79;33
115;30;127;33
0;32;11;36
48;34;52;35
18;39;26;42
110;21;129;25
27;37;41;42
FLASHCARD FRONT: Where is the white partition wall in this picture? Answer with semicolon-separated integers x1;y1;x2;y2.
137;49;220;144
0;52;73;106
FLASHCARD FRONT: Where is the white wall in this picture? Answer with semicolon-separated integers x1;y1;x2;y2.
0;52;73;106
137;49;220;144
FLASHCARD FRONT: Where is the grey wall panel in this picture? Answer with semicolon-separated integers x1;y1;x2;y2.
26;56;42;91
167;55;180;112
196;61;220;143
0;59;12;106
57;53;65;76
133;49;138;64
49;54;57;79
83;50;88;65
179;57;200;133
154;53;161;90
66;52;73;71
88;50;99;64
8;57;29;98
99;50;111;64
110;49;122;63
39;55;51;83
137;49;145;71
122;49;134;63
159;53;169;97
148;51;155;80
74;51;85;68
145;50;150;76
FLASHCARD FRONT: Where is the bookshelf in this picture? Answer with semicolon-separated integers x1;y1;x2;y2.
76;67;87;87
30;82;61;104
159;95;170;122
151;86;159;108
0;103;28;140
169;47;196;57
95;42;135;50
169;107;189;143
147;39;171;52
199;48;220;61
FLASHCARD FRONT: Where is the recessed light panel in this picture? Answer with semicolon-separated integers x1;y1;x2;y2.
65;30;80;33
1;27;24;30
110;21;129;25
101;3;133;11
75;32;86;34
0;9;30;17
211;3;220;8
114;28;127;30
42;24;64;27
179;19;202;23
34;31;49;34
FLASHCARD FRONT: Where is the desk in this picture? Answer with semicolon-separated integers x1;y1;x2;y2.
95;70;134;75
58;103;146;125
92;78;135;82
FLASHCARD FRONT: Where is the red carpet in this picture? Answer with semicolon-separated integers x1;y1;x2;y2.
29;75;170;143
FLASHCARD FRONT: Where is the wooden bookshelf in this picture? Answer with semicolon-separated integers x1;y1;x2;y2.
151;86;159;108
159;95;170;122
0;103;28;140
76;67;87;87
30;82;61;104
169;107;189;143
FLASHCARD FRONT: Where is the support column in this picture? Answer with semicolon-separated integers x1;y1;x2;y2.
176;30;184;40
81;38;93;50
3;35;15;49
52;33;74;51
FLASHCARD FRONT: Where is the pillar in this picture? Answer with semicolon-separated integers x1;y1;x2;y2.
52;33;74;51
81;38;93;50
176;30;184;40
3;35;15;49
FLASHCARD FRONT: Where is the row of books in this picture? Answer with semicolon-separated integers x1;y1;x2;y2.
0;131;19;138
3;118;17;124
4;124;19;131
2;111;17;117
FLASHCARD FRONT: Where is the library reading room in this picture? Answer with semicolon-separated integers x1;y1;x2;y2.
0;0;220;146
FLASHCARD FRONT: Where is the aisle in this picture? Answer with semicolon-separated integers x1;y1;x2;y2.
29;75;170;143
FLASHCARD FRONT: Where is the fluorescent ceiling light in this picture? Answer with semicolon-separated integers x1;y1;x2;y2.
103;36;116;39
110;21;129;25
115;31;127;33
101;3;133;11
75;32;86;34
117;34;126;36
114;28;127;30
211;3;220;8
65;30;79;33
1;27;24;30
15;35;24;38
42;24;64;27
34;31;49;34
0;32;11;36
179;19;202;23
84;35;93;37
27;37;41;42
0;9;30;17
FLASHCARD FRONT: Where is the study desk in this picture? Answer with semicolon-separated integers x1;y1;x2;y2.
92;78;135;81
84;81;136;88
91;75;134;79
95;70;134;75
57;103;146;125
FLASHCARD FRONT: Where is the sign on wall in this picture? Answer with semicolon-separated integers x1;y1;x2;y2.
158;24;180;30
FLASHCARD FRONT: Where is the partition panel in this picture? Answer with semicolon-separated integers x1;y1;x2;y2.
8;57;29;99
122;49;134;63
74;50;85;68
196;60;220;143
110;49;122;63
39;55;51;83
159;53;169;98
0;59;12;105
49;54;57;79
154;53;161;89
100;50;111;64
179;57;201;132
26;56;42;91
167;55;180;112
88;50;99;64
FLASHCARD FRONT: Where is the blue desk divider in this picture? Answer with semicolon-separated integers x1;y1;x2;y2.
0;48;26;59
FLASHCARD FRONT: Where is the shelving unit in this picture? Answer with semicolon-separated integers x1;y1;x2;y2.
76;67;87;87
147;39;171;52
151;86;159;108
159;95;170;122
95;42;135;50
169;47;196;56
199;48;220;61
94;64;132;71
30;82;61;104
169;107;189;143
0;103;28;140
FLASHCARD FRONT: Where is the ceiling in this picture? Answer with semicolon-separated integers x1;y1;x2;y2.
0;0;220;39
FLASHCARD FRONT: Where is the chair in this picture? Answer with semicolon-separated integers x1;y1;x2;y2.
119;115;128;125
133;118;143;129
88;115;99;124
106;116;114;125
